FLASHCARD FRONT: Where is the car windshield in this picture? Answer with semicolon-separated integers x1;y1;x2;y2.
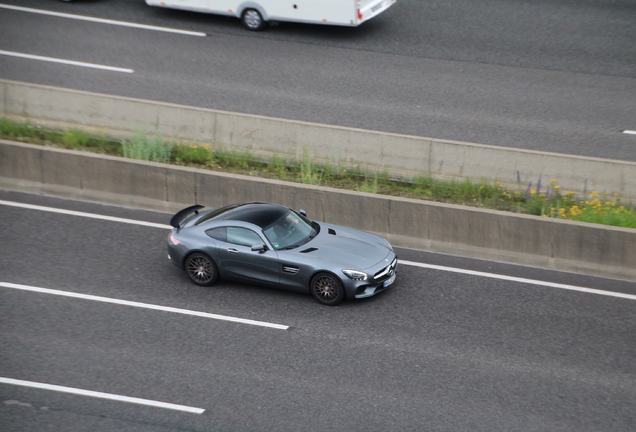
262;210;316;250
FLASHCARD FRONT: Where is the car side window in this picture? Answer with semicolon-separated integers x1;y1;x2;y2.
206;227;227;242
227;227;262;247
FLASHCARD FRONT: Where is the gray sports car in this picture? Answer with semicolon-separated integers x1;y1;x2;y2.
167;202;397;305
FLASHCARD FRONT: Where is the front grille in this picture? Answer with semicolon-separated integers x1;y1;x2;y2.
373;258;397;280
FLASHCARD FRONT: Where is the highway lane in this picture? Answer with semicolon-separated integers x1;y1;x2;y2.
0;0;635;162
1;191;635;431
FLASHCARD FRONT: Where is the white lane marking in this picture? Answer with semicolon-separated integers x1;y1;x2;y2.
400;260;636;301
623;130;636;135
0;4;206;37
0;282;290;330
0;377;205;414
0;200;171;229
1;200;632;301
0;50;134;73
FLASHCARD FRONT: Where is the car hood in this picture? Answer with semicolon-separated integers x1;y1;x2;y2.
300;223;393;270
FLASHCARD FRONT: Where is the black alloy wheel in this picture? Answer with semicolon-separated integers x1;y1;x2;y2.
311;273;345;306
185;253;218;286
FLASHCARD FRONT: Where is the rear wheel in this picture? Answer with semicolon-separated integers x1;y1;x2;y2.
241;8;266;31
310;273;345;306
185;253;218;286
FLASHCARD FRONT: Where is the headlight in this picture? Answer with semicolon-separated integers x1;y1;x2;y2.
342;270;368;281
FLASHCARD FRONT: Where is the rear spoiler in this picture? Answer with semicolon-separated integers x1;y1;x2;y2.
170;204;204;228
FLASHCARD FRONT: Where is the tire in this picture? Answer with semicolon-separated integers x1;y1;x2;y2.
185;253;218;286
241;8;266;31
310;272;345;306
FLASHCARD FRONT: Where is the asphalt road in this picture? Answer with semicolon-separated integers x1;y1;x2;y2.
1;190;635;431
1;3;635;430
0;0;635;161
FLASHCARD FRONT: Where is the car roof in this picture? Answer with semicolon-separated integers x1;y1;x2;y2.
196;202;289;229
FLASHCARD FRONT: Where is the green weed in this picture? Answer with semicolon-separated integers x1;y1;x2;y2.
214;147;253;169
359;173;379;194
61;128;92;148
268;154;290;178
173;143;214;165
300;147;322;185
122;130;173;163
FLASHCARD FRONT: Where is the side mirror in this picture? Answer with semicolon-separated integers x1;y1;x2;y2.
299;209;307;217
251;244;268;252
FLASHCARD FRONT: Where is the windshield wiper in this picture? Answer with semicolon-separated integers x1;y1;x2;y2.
282;230;316;250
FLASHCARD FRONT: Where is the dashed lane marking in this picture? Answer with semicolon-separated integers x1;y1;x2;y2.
0;4;207;36
0;377;205;414
0;282;290;330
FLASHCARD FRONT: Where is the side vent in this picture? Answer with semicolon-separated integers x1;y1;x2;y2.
328;228;336;235
283;266;300;274
300;247;318;253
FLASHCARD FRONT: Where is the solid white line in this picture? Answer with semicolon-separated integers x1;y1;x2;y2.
623;130;636;135
0;377;205;414
0;282;290;330
0;4;206;37
0;50;134;73
0;200;171;229
399;260;636;301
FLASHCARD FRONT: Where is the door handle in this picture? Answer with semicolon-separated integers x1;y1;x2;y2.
227;248;239;254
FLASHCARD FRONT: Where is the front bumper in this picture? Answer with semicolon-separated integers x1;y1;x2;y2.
351;256;398;299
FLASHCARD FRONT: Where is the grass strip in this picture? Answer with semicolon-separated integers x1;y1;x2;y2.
2;118;634;229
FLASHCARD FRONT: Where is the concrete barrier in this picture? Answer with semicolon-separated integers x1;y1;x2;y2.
1;79;635;204
1;140;634;281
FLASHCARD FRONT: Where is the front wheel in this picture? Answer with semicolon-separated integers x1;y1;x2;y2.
241;8;266;31
310;273;345;306
185;253;218;286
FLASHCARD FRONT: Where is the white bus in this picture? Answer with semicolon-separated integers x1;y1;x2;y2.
145;0;397;31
